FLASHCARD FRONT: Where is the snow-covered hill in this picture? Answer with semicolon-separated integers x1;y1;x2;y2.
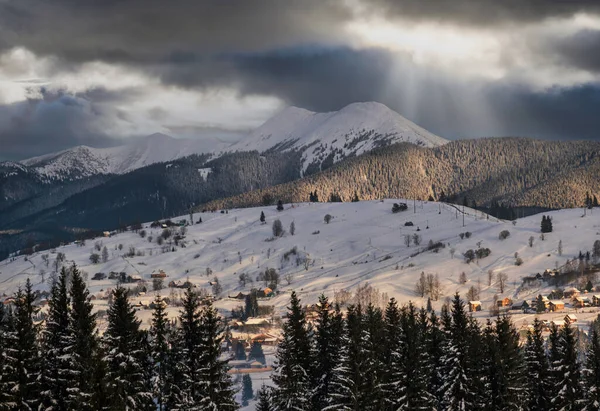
225;102;447;173
20;133;227;180
2;201;598;327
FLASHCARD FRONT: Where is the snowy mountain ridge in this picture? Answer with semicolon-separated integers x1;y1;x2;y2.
19;133;228;180
14;102;446;180
225;102;447;174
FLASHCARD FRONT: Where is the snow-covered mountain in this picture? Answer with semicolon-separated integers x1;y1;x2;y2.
16;102;445;180
20;133;228;180
225;102;447;173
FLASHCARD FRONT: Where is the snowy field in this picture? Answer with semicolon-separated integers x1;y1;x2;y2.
1;200;599;317
2;200;599;409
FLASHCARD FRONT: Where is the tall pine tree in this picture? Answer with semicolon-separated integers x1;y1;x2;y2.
271;291;313;411
69;264;100;410
524;318;551;410
40;267;73;410
196;301;237;410
103;286;154;410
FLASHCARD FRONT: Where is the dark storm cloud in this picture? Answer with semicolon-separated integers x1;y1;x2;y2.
549;29;600;74
367;0;600;26
487;83;600;141
151;47;395;111
0;0;352;62
0;90;127;161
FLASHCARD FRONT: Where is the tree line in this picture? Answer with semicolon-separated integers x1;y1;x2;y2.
0;264;236;410
265;291;600;411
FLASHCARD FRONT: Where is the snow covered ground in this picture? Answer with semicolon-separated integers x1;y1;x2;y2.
2;200;599;410
2;200;599;316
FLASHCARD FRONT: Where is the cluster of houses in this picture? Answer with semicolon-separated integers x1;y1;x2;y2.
228;288;274;299
469;286;600;314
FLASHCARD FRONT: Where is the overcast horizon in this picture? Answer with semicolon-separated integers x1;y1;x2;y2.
2;0;600;161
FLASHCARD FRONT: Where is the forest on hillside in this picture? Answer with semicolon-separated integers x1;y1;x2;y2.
204;138;600;212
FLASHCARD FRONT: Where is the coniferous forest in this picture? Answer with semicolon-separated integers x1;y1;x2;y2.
3;266;600;410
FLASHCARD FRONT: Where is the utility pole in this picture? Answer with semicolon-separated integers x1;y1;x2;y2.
414;198;416;214
462;205;465;227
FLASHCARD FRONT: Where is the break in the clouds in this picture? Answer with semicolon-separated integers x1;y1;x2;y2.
1;0;600;160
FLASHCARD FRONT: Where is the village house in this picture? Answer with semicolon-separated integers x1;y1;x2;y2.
469;301;482;312
497;297;512;308
563;287;580;298
573;296;591;308
150;270;167;279
593;295;600;306
251;333;279;346
548;300;565;312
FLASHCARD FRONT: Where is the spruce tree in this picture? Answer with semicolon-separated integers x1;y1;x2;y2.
440;294;475;410
103;286;154;410
312;296;344;410
3;279;41;410
241;374;253;406
583;326;600;410
40;267;73;410
173;286;205;408
271;291;313;411
255;386;272;411
426;310;446;409
197;301;237;410
552;323;583;410
0;301;16;408
380;298;402;410
260;211;266;224
248;341;266;364
150;294;170;411
484;316;526;410
524;318;551;410
360;304;385;410
69;264;99;410
325;305;363;411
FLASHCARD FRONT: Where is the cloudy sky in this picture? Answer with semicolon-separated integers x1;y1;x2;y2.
1;0;600;160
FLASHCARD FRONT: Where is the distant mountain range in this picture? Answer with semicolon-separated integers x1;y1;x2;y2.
2;101;598;260
20;132;230;179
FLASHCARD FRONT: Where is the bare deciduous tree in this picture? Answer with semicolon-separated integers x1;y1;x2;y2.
497;272;508;293
404;234;411;248
529;236;534;247
487;269;495;286
466;285;479;301
459;272;467;284
412;233;422;246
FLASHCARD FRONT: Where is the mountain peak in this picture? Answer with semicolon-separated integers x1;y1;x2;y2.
226;101;446;173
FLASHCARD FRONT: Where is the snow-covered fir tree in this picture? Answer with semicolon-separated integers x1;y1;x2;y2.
311;295;343;411
440;294;477;411
150;294;170;411
40;267;74;410
1;279;41;410
255;386;272;411
102;286;154;410
69;265;101;410
196;301;237;410
582;325;600;410
551;322;583;410
271;291;313;411
524;318;551;411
